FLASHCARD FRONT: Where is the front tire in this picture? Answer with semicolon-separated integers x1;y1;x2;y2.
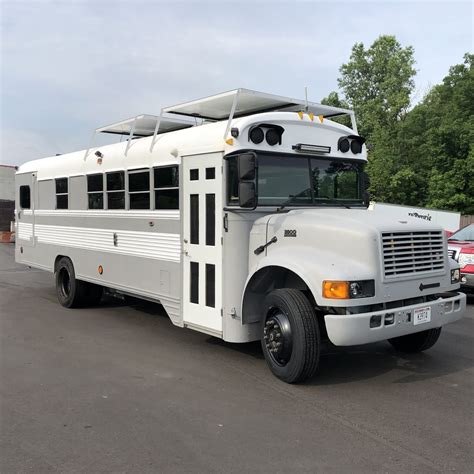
261;289;320;384
388;327;442;353
55;257;102;308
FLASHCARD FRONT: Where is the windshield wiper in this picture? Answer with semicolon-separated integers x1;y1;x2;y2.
277;188;312;211
278;192;352;211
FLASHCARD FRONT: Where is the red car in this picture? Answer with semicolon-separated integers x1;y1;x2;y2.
448;224;474;292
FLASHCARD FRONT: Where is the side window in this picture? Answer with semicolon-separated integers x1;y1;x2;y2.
106;171;125;209
154;166;179;209
55;178;68;209
128;169;150;209
19;185;31;209
226;156;239;205
87;174;104;209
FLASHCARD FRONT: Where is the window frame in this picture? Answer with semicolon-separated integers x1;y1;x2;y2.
55;177;69;210
128;168;151;210
87;173;105;210
153;165;179;210
106;171;126;210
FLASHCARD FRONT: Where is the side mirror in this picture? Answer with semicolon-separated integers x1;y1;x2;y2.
239;182;257;208
238;153;256;181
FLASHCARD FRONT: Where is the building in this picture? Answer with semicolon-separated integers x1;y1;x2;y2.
0;164;16;232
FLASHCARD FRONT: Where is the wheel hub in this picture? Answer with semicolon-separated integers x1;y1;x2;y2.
263;310;292;366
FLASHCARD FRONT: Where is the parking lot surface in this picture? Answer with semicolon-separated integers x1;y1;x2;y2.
1;243;473;473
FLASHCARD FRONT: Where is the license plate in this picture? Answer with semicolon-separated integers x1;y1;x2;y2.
413;307;431;325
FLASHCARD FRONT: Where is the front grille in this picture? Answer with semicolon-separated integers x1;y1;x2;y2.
382;231;445;278
447;249;456;260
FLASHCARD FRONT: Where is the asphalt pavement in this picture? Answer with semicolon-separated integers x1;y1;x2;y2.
1;243;473;473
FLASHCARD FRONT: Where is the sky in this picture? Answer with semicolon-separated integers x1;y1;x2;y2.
1;0;473;165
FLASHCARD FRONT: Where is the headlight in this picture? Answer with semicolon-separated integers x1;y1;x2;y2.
451;269;460;284
458;252;474;267
323;280;375;299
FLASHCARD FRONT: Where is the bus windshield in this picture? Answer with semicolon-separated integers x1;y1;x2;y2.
227;153;365;208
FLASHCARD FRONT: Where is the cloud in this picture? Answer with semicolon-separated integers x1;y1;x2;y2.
1;0;472;164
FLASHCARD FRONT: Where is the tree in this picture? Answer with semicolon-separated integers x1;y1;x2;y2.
321;36;417;204
336;35;416;139
322;38;473;214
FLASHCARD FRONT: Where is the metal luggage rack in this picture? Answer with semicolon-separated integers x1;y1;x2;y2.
85;88;357;158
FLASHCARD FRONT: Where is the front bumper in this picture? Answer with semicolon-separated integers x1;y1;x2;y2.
461;272;474;290
324;292;466;346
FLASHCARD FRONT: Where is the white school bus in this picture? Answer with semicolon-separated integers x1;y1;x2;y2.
15;89;466;383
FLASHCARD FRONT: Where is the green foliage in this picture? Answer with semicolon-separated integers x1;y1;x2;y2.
322;36;474;214
337;35;416;138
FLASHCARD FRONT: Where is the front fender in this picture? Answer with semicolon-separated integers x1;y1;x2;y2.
244;245;375;308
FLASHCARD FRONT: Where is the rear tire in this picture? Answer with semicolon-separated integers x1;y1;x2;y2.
55;257;102;308
261;288;320;384
388;327;442;353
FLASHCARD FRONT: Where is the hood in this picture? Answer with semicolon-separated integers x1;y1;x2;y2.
247;207;453;307
448;240;474;250
267;207;444;235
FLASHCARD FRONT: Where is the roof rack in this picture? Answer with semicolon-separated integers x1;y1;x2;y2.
85;89;357;158
84;114;196;158
163;88;358;139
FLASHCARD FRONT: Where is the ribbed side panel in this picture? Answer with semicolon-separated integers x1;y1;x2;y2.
382;231;445;278
34;210;180;220
17;222;33;240
35;224;181;262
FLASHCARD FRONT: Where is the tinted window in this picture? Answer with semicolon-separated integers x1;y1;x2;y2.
227;157;239;205
129;170;150;192
154;166;179;188
311;159;360;201
55;178;68;209
227;153;364;207
206;167;215;180
130;193;150;209
88;193;103;209
87;174;103;192
107;172;125;191
19;185;30;209
190;169;199;181
206;194;215;246
108;192;125;209
190;194;199;244
155;189;179;209
450;224;474;242
55;178;68;194
190;262;199;304
154;166;179;209
56;194;68;209
258;156;311;206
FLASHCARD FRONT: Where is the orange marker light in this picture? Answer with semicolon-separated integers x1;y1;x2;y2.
225;138;234;145
98;265;103;275
323;280;350;299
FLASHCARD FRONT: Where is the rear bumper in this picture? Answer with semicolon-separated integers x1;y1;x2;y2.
324;292;466;346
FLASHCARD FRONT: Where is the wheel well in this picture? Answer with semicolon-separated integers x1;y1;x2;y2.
242;266;316;325
54;255;69;273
